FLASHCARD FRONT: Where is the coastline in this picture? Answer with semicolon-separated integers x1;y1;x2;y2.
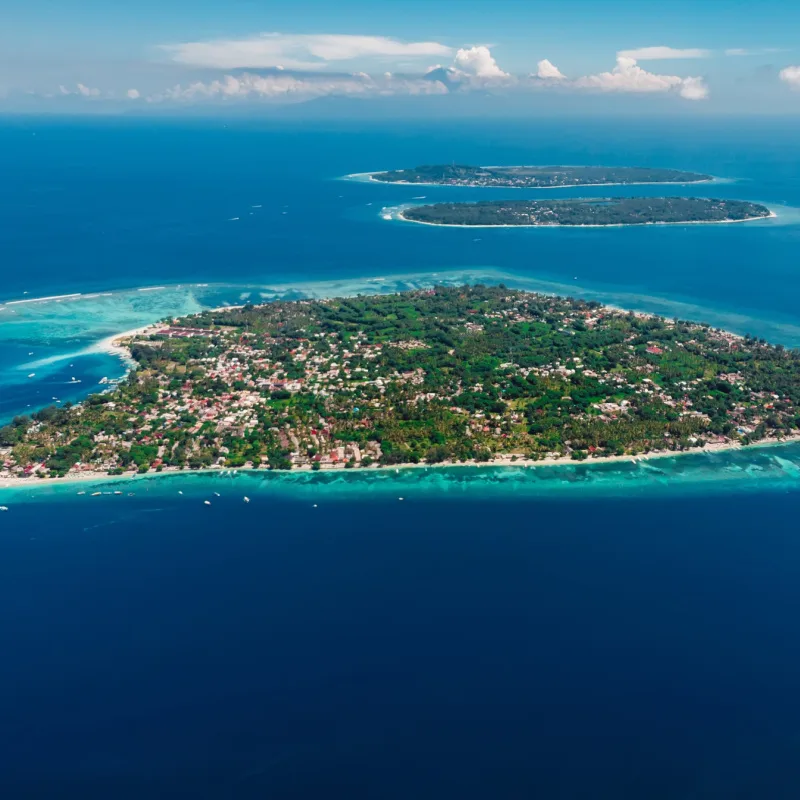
4;292;795;494
3;433;799;494
394;209;777;229
347;170;716;190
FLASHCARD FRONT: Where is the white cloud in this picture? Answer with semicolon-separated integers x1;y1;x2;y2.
576;56;708;99
780;66;800;88
453;46;509;79
148;71;447;103
617;46;711;60
537;59;566;80
726;47;786;56
58;83;101;97
77;83;100;97
678;76;709;100
126;88;141;99
161;33;452;70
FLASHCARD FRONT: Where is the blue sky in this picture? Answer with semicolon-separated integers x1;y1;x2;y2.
2;0;799;113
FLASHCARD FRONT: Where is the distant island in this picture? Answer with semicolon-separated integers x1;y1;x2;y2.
371;164;712;188
400;197;772;227
1;285;798;485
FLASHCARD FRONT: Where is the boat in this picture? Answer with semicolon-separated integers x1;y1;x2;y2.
27;373;35;378
243;496;250;503
0;506;8;512
77;491;85;495
204;500;211;505
114;491;122;495
213;491;220;497
91;492;101;496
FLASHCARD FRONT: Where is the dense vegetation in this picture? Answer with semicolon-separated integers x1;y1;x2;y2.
402;198;771;227
2;286;798;479
373;164;712;187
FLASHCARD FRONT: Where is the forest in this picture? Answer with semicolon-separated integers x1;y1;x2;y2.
2;285;798;478
372;164;712;187
401;197;771;226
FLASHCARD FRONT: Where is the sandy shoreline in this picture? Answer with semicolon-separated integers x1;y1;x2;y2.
3;434;799;493
95;305;245;361
2;293;796;495
394;210;777;229
346;170;717;190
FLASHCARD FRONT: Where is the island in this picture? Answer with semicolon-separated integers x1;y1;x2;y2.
371;164;712;188
399;198;772;227
1;285;798;483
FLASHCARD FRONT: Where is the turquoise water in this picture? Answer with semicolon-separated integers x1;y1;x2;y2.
3;117;800;798
3;116;800;428
3;439;800;505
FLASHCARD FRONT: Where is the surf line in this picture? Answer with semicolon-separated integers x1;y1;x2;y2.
2;293;83;306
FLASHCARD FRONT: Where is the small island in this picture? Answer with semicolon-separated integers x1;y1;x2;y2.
1;285;798;483
400;197;772;227
371;164;712;188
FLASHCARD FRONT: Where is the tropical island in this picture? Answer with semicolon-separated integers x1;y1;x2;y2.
400;197;772;227
1;285;798;484
371;164;712;188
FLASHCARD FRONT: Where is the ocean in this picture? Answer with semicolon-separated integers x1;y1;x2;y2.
1;114;800;798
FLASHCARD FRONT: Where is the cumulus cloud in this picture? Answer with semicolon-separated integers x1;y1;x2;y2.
575;56;708;99
161;33;452;70
677;76;710;100
536;59;566;80
452;45;509;79
147;71;447;103
780;66;800;88
59;83;101;97
617;46;711;60
126;88;140;99
77;83;100;97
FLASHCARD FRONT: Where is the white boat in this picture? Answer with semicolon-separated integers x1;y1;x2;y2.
27;373;35;378
214;492;220;497
91;492;101;496
243;496;250;503
204;500;211;505
0;506;8;512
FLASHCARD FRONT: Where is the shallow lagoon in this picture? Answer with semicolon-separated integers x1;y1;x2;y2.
4;439;800;507
3;116;800;798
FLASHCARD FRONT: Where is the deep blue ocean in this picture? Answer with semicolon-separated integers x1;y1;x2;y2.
2;115;800;798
